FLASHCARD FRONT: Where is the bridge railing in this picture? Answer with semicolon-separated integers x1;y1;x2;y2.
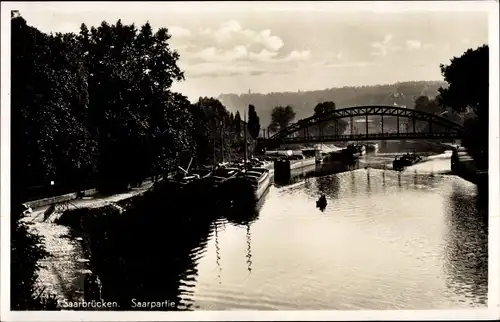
271;131;461;143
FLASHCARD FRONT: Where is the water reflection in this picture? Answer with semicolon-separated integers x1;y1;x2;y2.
444;183;488;306
56;152;488;310
214;220;222;283
246;224;253;274
57;181;227;310
366;169;372;194
187;155;487;310
316;175;340;199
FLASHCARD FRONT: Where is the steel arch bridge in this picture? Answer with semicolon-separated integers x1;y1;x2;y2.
263;105;464;147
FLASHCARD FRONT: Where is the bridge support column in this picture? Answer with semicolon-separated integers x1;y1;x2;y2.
365;114;368;137
350;116;354;136
381;114;384;133
412;113;416;134
397;114;400;134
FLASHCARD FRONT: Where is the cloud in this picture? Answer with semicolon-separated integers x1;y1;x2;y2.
248;49;278;62
370;34;402;56
406;40;422;50
191;46;248;62
314;61;375;69
405;40;435;51
168;26;192;38
182;61;296;78
172;20;312;78
200;20;284;52
281;50;311;62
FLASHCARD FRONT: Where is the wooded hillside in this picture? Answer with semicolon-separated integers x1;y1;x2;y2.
219;81;447;127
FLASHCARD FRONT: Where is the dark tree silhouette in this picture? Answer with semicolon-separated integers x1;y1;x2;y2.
439;45;489;118
11;13;248;309
233;111;242;137
314;101;336;115
313;101;348;136
191;97;242;164
414;95;441;114
438;45;489;168
269;105;296;132
247;105;261;139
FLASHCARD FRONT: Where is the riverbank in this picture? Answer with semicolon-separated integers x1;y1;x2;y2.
20;181;155;308
452;147;488;186
53;178;253;310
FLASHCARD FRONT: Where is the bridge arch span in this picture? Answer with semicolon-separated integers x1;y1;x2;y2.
268;105;464;144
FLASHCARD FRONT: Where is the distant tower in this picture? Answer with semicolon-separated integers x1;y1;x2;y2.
248;89;251;94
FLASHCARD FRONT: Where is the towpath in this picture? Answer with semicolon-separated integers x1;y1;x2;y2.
20;181;154;307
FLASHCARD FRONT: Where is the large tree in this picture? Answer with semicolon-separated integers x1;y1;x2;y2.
438;44;489;168
414;95;441;114
233;111;242;138
11;15;95;198
438;45;488;118
77;20;189;190
269;105;296;132
313;101;348;136
314;101;336;115
191;97;241;165
247;104;261;139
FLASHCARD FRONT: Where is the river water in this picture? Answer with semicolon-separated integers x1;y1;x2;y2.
175;151;488;310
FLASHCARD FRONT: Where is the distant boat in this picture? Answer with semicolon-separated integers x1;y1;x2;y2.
365;143;379;154
316;195;327;210
212;167;241;187
167;156;208;186
167;172;201;186
238;167;271;200
392;153;422;171
346;144;365;157
190;168;213;179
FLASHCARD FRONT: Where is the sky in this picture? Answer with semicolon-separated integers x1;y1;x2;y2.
6;1;493;102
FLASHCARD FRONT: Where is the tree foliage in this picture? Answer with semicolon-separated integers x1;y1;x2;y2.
233;111;242;137
413;95;441;115
313;101;348;136
12;14;245;195
439;45;489;119
247;105;261;139
11;13;249;308
438;45;489;168
313;101;336;115
190;97;245;166
269;105;296;132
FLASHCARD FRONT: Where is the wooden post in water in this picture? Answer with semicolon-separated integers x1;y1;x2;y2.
244;106;248;172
